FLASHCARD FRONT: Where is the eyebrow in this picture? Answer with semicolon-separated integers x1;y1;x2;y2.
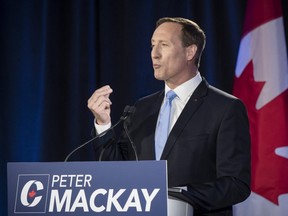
151;39;169;44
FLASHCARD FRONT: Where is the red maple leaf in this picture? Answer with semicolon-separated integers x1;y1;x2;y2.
234;60;288;205
28;190;36;198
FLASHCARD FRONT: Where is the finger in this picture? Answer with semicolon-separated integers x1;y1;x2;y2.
95;85;112;96
98;99;111;113
89;85;113;103
88;95;111;110
88;85;111;98
90;99;111;124
90;101;110;116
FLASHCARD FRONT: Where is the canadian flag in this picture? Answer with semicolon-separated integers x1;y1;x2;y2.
233;0;288;215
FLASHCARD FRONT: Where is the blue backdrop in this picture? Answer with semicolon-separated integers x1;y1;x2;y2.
1;0;287;215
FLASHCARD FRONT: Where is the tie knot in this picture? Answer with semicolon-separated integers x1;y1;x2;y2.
166;90;177;102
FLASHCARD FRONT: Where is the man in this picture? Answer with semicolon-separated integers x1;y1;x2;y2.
88;17;251;215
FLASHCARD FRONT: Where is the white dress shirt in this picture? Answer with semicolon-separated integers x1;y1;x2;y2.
162;72;202;132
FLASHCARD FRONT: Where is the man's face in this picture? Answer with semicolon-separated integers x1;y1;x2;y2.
151;22;192;88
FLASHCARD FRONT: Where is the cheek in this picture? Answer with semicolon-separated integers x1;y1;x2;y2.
168;54;186;69
162;49;186;71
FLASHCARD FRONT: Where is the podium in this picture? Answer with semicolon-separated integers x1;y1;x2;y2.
7;161;193;216
168;192;193;216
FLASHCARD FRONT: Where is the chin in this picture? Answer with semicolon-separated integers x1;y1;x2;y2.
154;72;165;81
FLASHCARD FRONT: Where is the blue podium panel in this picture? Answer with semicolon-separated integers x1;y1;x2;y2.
7;161;168;216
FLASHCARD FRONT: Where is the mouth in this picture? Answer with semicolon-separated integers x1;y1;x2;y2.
153;64;161;69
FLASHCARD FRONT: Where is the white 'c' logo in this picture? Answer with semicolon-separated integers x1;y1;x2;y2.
20;180;43;207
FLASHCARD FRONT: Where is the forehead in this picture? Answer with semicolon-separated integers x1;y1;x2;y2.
151;22;182;43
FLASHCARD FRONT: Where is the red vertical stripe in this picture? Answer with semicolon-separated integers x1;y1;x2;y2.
242;0;282;37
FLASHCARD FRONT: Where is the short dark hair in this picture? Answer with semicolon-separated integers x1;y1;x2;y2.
156;17;206;68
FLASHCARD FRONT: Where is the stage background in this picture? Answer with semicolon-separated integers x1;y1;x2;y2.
0;0;287;215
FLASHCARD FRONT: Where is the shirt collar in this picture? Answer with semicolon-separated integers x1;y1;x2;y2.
165;72;202;102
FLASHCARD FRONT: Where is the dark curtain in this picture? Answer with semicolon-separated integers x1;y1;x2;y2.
1;0;287;215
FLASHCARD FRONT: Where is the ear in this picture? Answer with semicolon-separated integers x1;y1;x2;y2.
186;44;197;61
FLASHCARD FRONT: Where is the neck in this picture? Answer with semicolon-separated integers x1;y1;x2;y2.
166;68;198;89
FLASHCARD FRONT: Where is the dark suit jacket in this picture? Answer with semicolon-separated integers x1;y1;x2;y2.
94;78;251;216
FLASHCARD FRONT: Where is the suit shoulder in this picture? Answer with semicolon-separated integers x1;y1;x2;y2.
207;85;247;110
198;78;238;102
135;90;163;105
208;85;236;100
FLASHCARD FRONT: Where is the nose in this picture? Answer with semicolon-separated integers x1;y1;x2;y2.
151;45;161;59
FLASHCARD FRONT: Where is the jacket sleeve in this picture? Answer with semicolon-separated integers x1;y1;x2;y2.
181;99;251;212
92;129;126;161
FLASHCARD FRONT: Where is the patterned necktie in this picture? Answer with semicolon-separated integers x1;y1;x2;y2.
155;90;177;160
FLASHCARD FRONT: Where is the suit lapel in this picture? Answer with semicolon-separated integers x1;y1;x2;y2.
160;79;209;159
